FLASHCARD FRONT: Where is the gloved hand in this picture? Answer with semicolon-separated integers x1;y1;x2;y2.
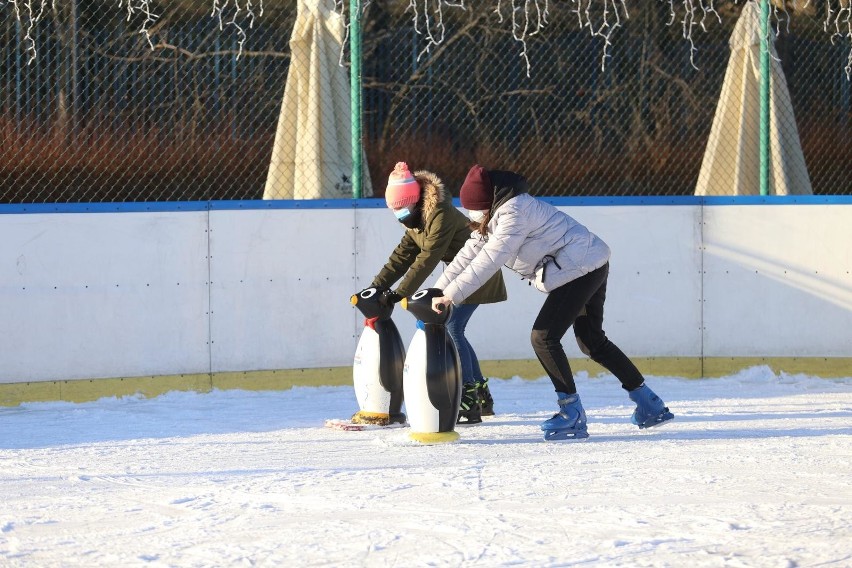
379;289;403;307
432;294;452;313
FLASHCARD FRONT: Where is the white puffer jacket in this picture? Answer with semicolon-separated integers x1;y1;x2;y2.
435;193;611;304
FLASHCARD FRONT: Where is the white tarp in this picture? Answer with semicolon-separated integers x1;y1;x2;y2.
263;0;372;199
695;2;812;196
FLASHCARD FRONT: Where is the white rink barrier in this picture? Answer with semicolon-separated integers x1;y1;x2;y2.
0;197;850;388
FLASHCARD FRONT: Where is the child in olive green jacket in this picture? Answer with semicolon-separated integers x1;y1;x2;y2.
368;163;507;423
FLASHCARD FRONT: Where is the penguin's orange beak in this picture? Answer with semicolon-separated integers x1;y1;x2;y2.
350;295;358;306
400;298;408;310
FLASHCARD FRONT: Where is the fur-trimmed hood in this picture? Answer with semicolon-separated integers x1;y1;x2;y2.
371;167;507;304
412;169;449;228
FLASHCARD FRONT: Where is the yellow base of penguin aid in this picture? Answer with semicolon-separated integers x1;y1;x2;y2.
350;411;391;425
408;431;460;445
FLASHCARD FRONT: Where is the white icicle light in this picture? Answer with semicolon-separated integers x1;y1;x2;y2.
3;0;265;62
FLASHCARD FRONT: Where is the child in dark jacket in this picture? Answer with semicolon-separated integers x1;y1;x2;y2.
365;162;507;423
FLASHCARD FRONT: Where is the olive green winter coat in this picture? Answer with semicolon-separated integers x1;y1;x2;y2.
371;170;507;305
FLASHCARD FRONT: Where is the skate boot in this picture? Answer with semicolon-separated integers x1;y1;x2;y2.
457;383;482;424
389;412;407;425
628;384;674;429
540;392;589;441
476;378;495;416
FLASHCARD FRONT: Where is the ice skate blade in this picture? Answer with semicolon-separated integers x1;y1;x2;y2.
637;412;675;430
543;429;590;441
409;431;460;445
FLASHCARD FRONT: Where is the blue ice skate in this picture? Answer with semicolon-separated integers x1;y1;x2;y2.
541;392;589;441
628;384;674;429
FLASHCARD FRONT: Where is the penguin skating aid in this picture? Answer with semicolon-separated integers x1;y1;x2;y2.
400;288;462;445
325;287;407;431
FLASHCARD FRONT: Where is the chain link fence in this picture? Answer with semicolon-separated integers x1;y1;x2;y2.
1;0;849;203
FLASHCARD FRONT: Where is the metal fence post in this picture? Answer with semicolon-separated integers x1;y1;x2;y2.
350;0;363;199
759;0;771;196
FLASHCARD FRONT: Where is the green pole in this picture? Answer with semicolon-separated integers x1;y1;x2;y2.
350;0;363;199
759;0;770;196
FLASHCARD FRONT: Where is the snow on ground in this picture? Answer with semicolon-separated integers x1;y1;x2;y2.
1;366;850;567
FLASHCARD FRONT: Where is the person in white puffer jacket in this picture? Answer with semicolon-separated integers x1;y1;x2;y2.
432;165;674;441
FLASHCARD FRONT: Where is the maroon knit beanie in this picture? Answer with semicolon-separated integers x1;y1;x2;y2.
460;165;494;210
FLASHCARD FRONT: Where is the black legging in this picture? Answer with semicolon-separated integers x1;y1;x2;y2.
530;263;645;395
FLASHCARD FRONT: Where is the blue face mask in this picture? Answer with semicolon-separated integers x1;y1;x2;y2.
393;207;412;221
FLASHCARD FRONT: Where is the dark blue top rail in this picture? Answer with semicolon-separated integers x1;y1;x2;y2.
1;195;850;214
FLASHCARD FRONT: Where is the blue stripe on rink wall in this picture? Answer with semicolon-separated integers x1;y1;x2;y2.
0;202;210;214
0;195;851;215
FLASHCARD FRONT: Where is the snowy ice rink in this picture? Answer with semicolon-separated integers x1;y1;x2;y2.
1;367;850;567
